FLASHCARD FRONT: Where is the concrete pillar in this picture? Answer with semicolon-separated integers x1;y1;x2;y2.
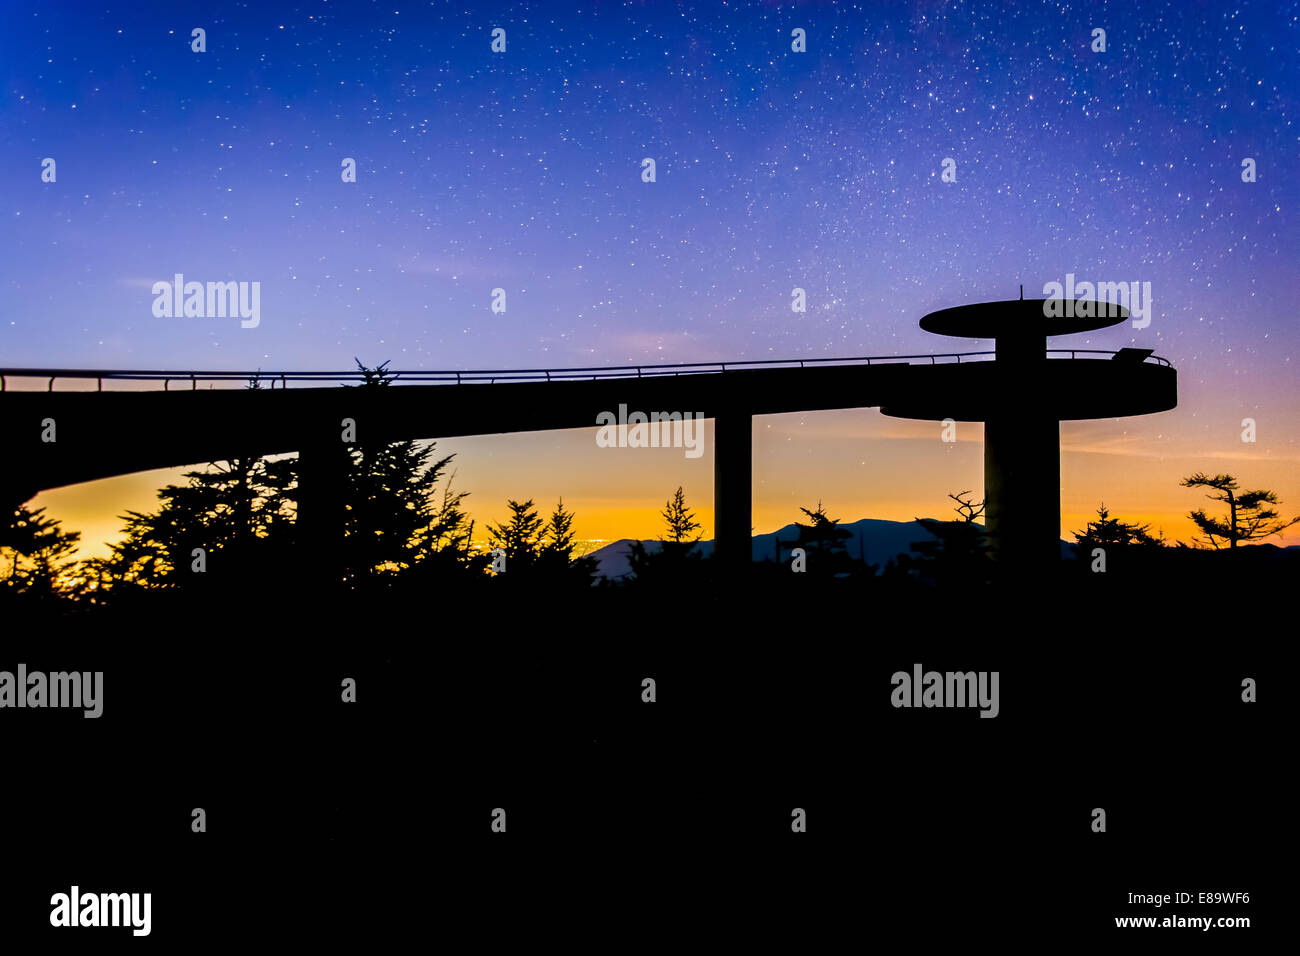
712;408;752;578
983;415;1061;573
982;331;1061;574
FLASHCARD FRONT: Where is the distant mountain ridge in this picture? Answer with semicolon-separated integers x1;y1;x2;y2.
587;517;1076;581
588;518;1300;581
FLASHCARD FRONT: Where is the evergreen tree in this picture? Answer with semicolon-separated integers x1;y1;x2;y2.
487;499;545;573
779;501;859;577
341;438;445;586
91;455;297;596
1072;504;1164;551
537;497;598;587
88;361;482;600
85;373;303;598
1180;473;1300;549
625;486;706;584
1;503;82;602
661;486;702;547
410;472;487;572
338;361;459;587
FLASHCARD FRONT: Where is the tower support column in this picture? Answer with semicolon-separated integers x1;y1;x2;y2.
983;414;1061;573
713;408;752;580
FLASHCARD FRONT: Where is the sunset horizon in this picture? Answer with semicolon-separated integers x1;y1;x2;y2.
20;387;1300;563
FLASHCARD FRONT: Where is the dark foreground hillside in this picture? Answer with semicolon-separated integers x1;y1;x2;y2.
2;546;1284;944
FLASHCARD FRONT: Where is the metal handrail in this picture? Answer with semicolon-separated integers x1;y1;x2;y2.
0;349;1172;391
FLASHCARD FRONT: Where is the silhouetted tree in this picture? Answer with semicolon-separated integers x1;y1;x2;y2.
90;455;298;597
543;498;578;555
911;491;991;583
86;360;479;600
948;491;985;523
536;498;598;587
341;439;446;585
1180;473;1300;549
1069;503;1164;576
338;361;462;587
779;501;861;577
661;486;702;546
84;369;303;595
1;503;81;602
385;476;487;605
1073;504;1164;551
487;499;545;573
410;472;484;565
483;497;597;587
352;357;398;387
625;486;706;584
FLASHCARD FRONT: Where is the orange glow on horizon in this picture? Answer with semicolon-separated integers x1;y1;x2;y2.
27;406;1300;562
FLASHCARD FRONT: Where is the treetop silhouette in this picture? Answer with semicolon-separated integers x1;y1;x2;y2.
1180;472;1299;549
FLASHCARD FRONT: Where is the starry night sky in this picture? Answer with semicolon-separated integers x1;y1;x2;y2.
3;0;1298;550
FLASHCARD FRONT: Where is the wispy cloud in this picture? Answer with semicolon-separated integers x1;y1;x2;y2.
398;257;517;281
116;276;161;290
